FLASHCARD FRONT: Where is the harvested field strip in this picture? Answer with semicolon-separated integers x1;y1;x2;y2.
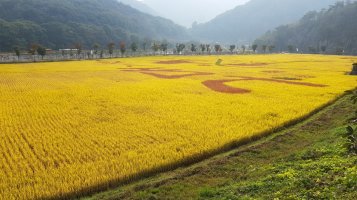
156;60;192;64
262;70;285;73
237;76;328;87
202;80;251;94
227;63;269;67
140;71;213;79
122;68;214;79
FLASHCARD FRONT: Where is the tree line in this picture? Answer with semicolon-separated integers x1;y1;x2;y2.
2;41;270;63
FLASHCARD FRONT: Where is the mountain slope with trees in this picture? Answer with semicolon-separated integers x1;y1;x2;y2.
190;0;337;44
254;1;357;55
118;0;158;16
0;0;187;51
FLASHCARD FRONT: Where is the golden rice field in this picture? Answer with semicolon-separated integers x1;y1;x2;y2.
0;54;356;199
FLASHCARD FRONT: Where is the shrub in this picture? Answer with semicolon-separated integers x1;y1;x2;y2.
343;126;357;154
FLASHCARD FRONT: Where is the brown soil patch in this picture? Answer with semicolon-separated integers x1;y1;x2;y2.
122;68;213;79
272;77;302;81
141;71;213;79
120;67;161;71
278;60;328;64
202;80;251;94
296;75;316;79
156;60;192;64
97;60;121;64
340;57;357;60
262;70;284;73
236;76;327;87
206;76;327;93
227;63;268;67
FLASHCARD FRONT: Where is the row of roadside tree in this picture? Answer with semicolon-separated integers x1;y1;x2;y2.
0;41;341;63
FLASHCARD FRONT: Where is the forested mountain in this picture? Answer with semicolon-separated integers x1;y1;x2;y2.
254;1;357;55
118;0;158;16
0;0;187;51
190;0;337;44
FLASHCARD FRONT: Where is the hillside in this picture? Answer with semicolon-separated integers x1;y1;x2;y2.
190;0;337;44
255;1;357;55
118;0;158;16
0;0;187;51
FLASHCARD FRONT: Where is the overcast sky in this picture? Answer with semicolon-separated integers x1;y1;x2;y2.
140;0;250;27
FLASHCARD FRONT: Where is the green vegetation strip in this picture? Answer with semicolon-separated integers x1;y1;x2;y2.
84;93;357;200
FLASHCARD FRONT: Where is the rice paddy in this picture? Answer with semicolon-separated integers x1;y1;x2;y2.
0;54;356;199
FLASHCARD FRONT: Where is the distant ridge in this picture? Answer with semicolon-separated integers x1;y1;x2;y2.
255;1;357;55
190;0;337;44
118;0;158;16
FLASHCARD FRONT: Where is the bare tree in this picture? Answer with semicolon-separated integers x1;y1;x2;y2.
252;44;258;53
241;45;246;54
29;43;38;62
287;45;295;53
229;45;236;54
74;43;82;59
130;42;138;56
268;45;275;53
191;44;197;54
13;46;20;61
176;43;185;55
160;43;168;55
108;42;115;57
206;44;211;54
262;45;267;53
320;45;327;54
93;43;100;58
120;41;126;56
152;43;160;55
214;44;222;54
37;46;46;60
200;44;206;54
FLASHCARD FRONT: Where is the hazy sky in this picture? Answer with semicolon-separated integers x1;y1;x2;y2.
140;0;250;27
